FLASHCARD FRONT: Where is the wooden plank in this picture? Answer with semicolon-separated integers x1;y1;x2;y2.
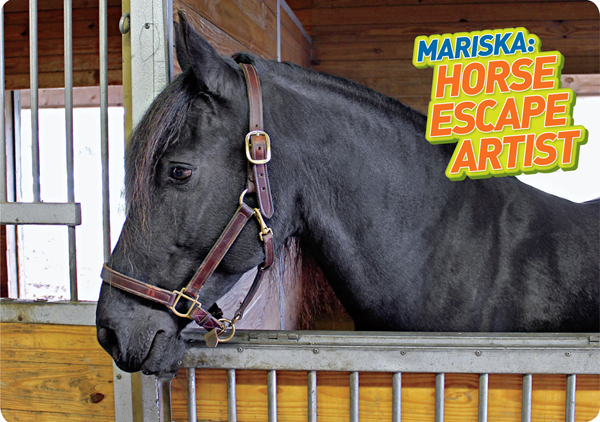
1;409;115;422
345;74;600;106
561;74;600;96
314;37;599;62
5;36;122;58
281;4;311;54
5;68;123;90
575;375;600;421
3;0;121;13
0;323;115;420
4;51;122;74
294;2;599;27
313;57;598;79
0;323;113;365
177;0;278;60
173;5;256;58
3;6;122;35
1;360;115;417
308;20;600;43
313;59;432;78
444;373;480;422
293;0;589;7
20;86;124;108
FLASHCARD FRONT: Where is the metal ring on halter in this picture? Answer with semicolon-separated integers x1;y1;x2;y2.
239;189;249;206
216;318;237;343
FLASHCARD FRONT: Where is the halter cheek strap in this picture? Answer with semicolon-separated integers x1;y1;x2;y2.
100;63;274;344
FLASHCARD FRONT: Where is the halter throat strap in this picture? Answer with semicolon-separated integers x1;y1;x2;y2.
100;63;274;335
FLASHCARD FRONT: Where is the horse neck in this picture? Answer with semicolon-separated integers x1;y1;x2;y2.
270;76;466;317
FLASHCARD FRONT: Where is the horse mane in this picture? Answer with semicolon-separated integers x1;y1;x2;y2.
234;52;428;130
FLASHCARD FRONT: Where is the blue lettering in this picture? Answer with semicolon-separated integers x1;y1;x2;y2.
494;31;513;56
417;38;439;63
478;34;494;57
437;37;455;60
455;36;471;59
510;31;528;54
471;35;479;58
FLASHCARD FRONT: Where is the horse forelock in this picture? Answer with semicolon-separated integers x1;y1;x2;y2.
125;71;198;221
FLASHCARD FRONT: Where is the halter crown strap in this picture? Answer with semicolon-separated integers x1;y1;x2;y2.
240;63;274;219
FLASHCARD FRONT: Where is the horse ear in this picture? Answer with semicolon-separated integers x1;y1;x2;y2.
175;11;239;95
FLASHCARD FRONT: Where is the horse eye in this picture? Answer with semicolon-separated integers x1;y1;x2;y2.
169;166;193;181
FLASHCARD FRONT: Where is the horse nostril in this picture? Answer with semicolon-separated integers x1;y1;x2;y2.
97;326;120;360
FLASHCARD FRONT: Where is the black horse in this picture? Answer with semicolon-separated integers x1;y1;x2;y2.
96;15;599;375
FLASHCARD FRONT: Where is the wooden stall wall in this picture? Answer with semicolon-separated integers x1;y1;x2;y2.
3;0;123;90
288;0;600;113
1;322;115;421
174;0;311;67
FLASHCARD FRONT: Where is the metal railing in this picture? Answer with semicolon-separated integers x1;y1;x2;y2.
155;330;600;422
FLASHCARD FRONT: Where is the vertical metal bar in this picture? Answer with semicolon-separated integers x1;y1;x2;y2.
6;92;21;298
227;369;237;422
121;0;133;140
350;371;359;422
268;370;277;422
276;0;281;62
64;0;77;301
29;0;40;202
99;0;111;260
565;374;576;422
278;249;285;329
435;373;445;422
0;5;6;203
478;374;488;422
157;374;173;422
162;0;174;83
392;372;401;422
521;374;532;422
308;371;317;422
187;369;197;422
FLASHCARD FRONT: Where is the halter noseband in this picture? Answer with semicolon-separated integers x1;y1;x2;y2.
101;64;275;347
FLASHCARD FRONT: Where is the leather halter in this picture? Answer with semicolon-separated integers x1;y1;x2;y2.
101;64;275;344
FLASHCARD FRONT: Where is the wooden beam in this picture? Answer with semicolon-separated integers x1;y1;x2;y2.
561;74;600;96
19;86;124;108
291;0;591;7
308;20;600;43
294;2;599;27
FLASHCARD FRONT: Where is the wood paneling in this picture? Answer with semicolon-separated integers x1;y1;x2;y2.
296;2;599;27
3;0;123;90
169;369;600;422
174;0;312;66
289;0;599;114
0;323;115;421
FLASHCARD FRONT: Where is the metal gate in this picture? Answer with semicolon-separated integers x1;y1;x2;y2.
159;329;599;422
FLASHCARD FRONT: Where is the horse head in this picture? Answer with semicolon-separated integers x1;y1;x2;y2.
96;14;301;374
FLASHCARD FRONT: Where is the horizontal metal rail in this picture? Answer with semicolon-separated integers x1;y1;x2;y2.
180;330;600;375
0;202;81;225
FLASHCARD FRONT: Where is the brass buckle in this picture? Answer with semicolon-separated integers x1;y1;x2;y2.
253;208;273;242
245;130;271;165
168;288;202;319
